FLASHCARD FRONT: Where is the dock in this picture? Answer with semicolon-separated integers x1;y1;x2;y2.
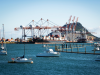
46;43;100;55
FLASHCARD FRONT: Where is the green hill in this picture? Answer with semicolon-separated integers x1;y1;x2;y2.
75;22;99;38
76;22;93;36
63;22;100;41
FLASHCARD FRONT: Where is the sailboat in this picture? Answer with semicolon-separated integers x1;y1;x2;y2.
8;44;33;63
0;24;7;55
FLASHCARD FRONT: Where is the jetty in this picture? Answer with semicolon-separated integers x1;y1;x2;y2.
45;43;100;55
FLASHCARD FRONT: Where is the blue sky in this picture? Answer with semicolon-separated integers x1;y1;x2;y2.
0;0;100;39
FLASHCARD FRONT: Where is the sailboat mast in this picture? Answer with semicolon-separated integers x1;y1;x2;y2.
2;24;4;39
24;44;25;57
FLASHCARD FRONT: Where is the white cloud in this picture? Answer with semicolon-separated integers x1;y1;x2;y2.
87;26;100;38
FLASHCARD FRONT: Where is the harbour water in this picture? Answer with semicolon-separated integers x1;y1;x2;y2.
0;44;100;75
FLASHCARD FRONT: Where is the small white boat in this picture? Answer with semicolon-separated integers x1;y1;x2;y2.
1;46;4;50
0;43;7;55
8;55;33;63
95;56;100;61
0;24;7;55
8;44;33;63
0;50;7;55
95;47;100;51
94;43;100;51
94;42;100;47
36;49;60;57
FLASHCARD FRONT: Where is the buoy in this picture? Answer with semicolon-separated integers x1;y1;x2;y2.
31;61;33;64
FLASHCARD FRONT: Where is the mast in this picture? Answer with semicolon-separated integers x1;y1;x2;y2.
2;24;7;52
2;24;4;39
0;29;1;39
24;44;25;57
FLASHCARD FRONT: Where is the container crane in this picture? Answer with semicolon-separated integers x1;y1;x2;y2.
14;18;61;41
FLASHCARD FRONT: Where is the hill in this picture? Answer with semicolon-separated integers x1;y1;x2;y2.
63;22;100;41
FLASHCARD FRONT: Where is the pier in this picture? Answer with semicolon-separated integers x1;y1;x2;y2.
46;43;100;55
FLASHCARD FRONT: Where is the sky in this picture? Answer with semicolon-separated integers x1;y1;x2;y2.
0;0;100;39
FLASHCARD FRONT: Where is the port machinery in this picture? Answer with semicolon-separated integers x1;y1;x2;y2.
14;16;79;42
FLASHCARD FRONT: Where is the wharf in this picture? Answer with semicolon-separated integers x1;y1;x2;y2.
46;43;100;55
56;51;100;55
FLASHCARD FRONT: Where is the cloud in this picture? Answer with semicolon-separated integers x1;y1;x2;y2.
87;26;100;38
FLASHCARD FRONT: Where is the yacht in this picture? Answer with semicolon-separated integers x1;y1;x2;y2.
0;42;7;55
36;49;60;57
0;50;7;55
94;42;100;47
8;55;33;63
0;24;7;55
8;44;33;63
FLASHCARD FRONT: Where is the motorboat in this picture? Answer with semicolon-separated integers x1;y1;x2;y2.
8;44;33;63
94;42;100;47
95;56;100;61
8;55;33;63
36;49;60;57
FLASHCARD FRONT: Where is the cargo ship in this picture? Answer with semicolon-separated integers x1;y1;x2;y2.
77;28;87;43
77;38;87;43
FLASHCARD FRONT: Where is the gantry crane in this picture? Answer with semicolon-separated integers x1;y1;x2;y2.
14;18;61;41
14;16;80;42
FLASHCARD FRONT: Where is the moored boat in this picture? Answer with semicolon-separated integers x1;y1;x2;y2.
93;42;100;51
0;24;7;55
8;44;33;63
0;50;7;55
8;55;33;63
36;49;60;57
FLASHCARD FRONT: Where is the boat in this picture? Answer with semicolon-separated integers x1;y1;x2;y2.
94;42;100;47
95;56;100;61
77;38;87;43
95;46;100;51
8;55;33;63
0;50;7;55
36;48;60;57
8;44;33;63
77;28;88;43
0;24;7;55
0;42;7;55
92;42;100;51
